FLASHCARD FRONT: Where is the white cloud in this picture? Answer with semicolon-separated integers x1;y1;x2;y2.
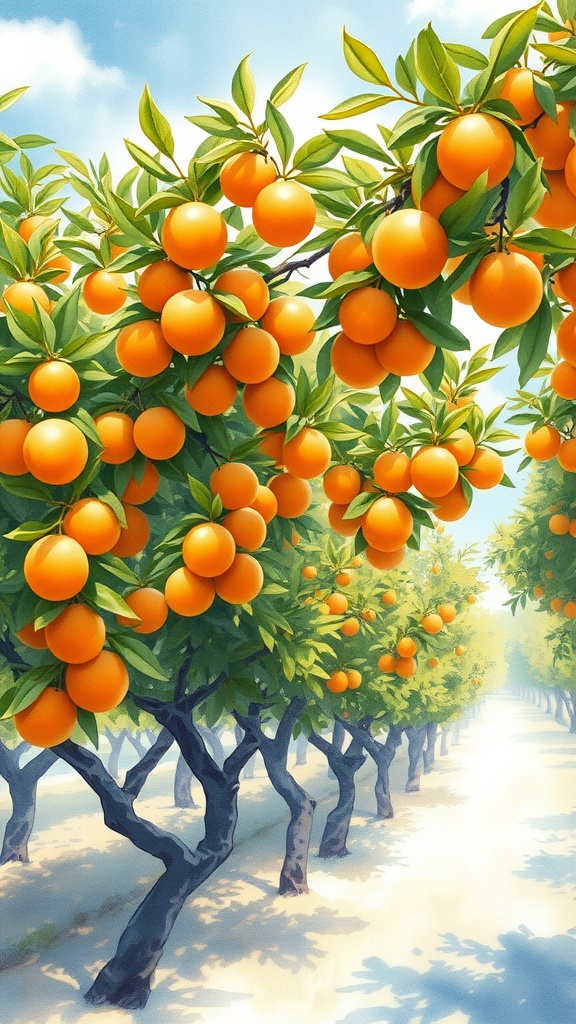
408;0;524;25
0;18;125;98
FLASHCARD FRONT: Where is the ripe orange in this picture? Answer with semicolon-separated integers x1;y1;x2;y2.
524;425;561;461
462;448;504;489
0;281;51;315
341;617;360;636
533;585;545;598
323;464;362;504
338;287;397;345
95;411;137;465
551;360;576;399
250;484;278;523
122;460;160;504
24;535;89;601
17;213;53;241
371;209;448;290
63;497;121;555
362;496;413;552
243;377;295;427
17;619;48;649
252;179;316;246
331;332;387;388
282;427;331;480
164;566;215;616
437;112;515;189
161;201;227;269
14;687;77;747
564;601;576;618
378;653;397;673
268;473;312;518
186;364;238;416
563;146;576;201
497;67;543;124
361;609;376;622
426;480;470;521
411;446;460;498
222;508;267;551
214;267;270;321
261;296;316;356
219;151;276;206
328;231;372;279
427;657;439;669
415;174;465;218
161;290;226;355
115;320;173;378
365;545;406;569
373;450;412;493
525;102;574;169
534;171;576;229
327;670;349;693
28;361;80;412
441;429;475;468
259;430;285;466
182;522;236;577
549;513;570;534
336;571;351;587
45;604;106;664
469;252;543;328
421;613;443;634
326;592;348;614
302;564;317;580
214;552;264;603
328;502;363;537
431;563;441;575
466;594;476;604
210;462;259;509
557;310;576;362
83;271;126;314
346;669;362;688
23;419;88;485
116;587;169;633
551;597;563;612
375;320;435;376
66;651;129;713
110;504;150;557
223;326;280;383
382;589;396;606
396;636;417;658
0;419;32;475
137;259;192;312
437;603;456;624
396;656;417;679
133;407;186;460
557;438;576;472
454;645;466;656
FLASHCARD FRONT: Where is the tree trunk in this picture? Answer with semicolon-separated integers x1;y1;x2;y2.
0;742;56;864
553;687;567;725
173;752;198;808
440;726;450;757
452;721;461;745
127;732;147;758
104;728;127;781
123;728;174;800
327;718;345;779
545;692;552;714
423;721;438;774
340;719;402;820
196;725;225;769
295;731;308;765
309;731;365;858
405;725;426;792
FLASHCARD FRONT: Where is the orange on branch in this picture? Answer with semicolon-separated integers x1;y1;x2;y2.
210;462;259;509
375;320;435;376
0;281;51;316
556;311;576;364
243;377;295;427
415;174;465;218
382;589;396;606
45;604;106;664
365;545;406;570
341;617;360;636
396;657;417;679
437;112;515;189
161;289;226;355
268;473;312;518
327;670;349;693
437;603;457;624
250;484;278;523
133;407;186;460
222;508;267;551
219;151;276;207
24;535;89;601
115;320;173;378
469;252;543;328
328;502;363;537
214;267;270;321
323;464;362;504
223;326;280;383
338;287;397;345
331;332;387;388
83;271;126;314
534;171;576;229
557;437;576;472
549;513;570;534
326;592;348;615
462;447;504;490
441;429;475;468
396;636;417;658
497;67;543;124
427;480;470;521
302;565;318;580
182;522;236;577
14;687;77;747
116;587;169;634
282;427;331;480
261;296;316;356
137;259;192;312
346;669;362;689
66;651;129;713
336;572;351;587
524;425;561;461
421;613;443;635
214;552;264;604
328;231;372;279
252;179;316;246
0;419;32;476
121;460;160;504
373;450;412;493
28;361;80;412
362;495;413;552
165;567;215;616
550;360;576;399
411;446;459;498
185;364;238;417
378;653;398;674
525;102;574;169
371;208;448;290
63;498;121;555
110;504;150;557
23;419;88;485
95;411;137;465
161;201;227;270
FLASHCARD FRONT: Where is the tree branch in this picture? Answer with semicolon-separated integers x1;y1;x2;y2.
122;727;174;799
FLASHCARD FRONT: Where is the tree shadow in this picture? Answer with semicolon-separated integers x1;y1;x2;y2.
335;926;576;1024
516;809;576;894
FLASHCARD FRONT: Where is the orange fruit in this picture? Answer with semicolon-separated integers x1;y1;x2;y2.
259;430;285;466
137;259;192;312
243;377;295;427
121;460;160;504
362;496;413;552
372;209;448;290
396;636;417;658
261;296;316;355
16;620;48;649
533;585;545;598
323;464;362;504
415;174;465;218
549;513;570;534
210;462;259;509
375;320;435;376
219;151;276;206
115;320;173;378
250;484;278;523
28;361;80;412
83;270;126;314
341;617;360;636
326;592;348;614
551;360;576;398
462;448;504;489
437;112;515;189
551;597;563;612
396;657;417;679
24;535;89;601
338;287;397;345
0;281;51;316
110;504;150;557
161;290;226;355
133;407;186;460
421;612;443;634
214;267;270;321
469;252;543;328
557;437;576;471
302;565;318;580
497;67;543;124
328;231;372;279
95;411;137;464
14;687;77;747
185;364;238;416
164;566;215;616
222;508;267;551
268;473;312;518
327;670;349;693
66;651;129;713
252;179;316;246
564;601;576;618
428;657;439;669
328;502;363;537
17;213;53;242
161;202;227;269
346;669;362;688
437;603;456;624
116;587;169;633
441;429;475;467
331;332;387;388
23;419;88;485
336;571;351;587
411;445;460;498
214;552;264;604
426;480;470;521
378;653;397;673
373;450;412;493
182;522;236;577
361;609;376;622
454;645;466;656
365;545;406;569
282;427;332;480
555;267;576;310
382;589;396;606
0;419;32;475
431;563;441;575
63;497;121;555
534;171;576;229
223;326;280;383
45;604;106;664
525;102;574;169
466;594;476;604
557;310;576;363
524;425;561;461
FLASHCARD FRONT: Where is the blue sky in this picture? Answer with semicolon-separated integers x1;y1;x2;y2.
0;0;538;590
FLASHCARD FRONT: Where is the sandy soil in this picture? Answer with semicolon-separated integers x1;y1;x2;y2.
0;695;575;1024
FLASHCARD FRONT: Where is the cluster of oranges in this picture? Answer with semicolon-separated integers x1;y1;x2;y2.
378;636;420;680
326;668;362;693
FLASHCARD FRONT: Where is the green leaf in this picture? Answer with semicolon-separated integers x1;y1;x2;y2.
439;174;496;236
320;94;396;121
0;219;31;278
387;104;452;150
532;76;558;122
104;187;158;245
292;134;341;171
379;374;401;404
411;138;439;206
0;86;28;114
55;148;91;179
505;161;546;233
421;346;445;391
444;43;489;70
124;140;179;183
415;25;461;108
270;64;307;107
139;85;175;158
197;97;240;126
231;54;256;116
136;190;189;217
71;408;103;447
342;28;393;87
408;311;470;352
510;227;576;253
4;520;59;542
76;707;99;748
532;42;576;66
295;168;353;191
265;101;294;169
488;5;544;81
9;665;60;715
324;128;388;161
343;491;377;520
108;633;169;681
309;269;377;299
87;582;141;621
188;475;213;513
14;134;53;150
342;155;381;186
518;296;552;387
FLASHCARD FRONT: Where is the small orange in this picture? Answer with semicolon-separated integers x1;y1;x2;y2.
28;361;80;412
164;567;215;616
421;613;443;635
115;320;173;378
83;270;126;314
116;587;169;634
0;419;32;476
110;504;150;557
327;670;349;693
267;474;312;517
261;296;316;355
396;657;417;679
282;427;332;480
186;364;238;417
219;151;276;207
365;545;406;570
222;508;267;551
378;653;397;673
249;484;278;523
243;377;295;427
121;460;160;504
63;497;121;555
396;636;417;658
340;617;360;636
382;589;396;606
323;465;362;504
223;326;280;383
95;411;137;465
161;290;226;356
214;552;264;604
338;286;397;345
371;209;448;290
182;522;236;577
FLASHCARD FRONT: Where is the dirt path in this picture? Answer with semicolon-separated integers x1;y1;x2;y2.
1;695;575;1024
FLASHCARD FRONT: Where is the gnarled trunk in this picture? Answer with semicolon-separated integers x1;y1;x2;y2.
405;725;426;792
0;742;56;864
309;731;365;858
423;722;438;774
340;719;402;820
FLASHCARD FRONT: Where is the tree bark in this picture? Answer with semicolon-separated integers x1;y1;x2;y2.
196;725;225;769
295;731;308;765
126;732;147;758
405;725;426;792
104;728;127;781
341;718;403;820
423;722;438;774
553;687;568;726
440;726;450;757
309;730;365;858
173;752;198;808
123;728;174;800
327;718;345;779
0;741;56;864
